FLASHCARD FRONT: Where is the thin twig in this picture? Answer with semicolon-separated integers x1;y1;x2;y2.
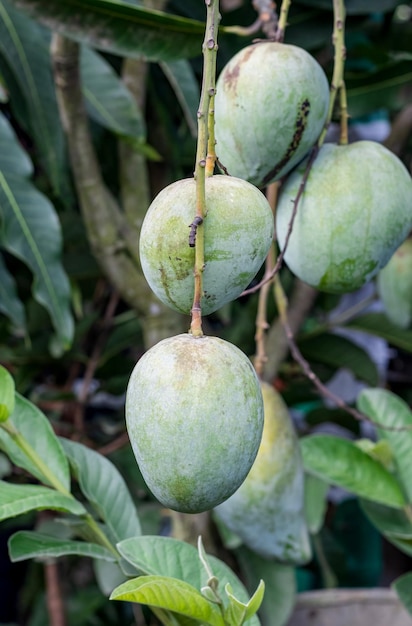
242;146;318;297
253;183;279;378
274;277;412;432
98;431;130;457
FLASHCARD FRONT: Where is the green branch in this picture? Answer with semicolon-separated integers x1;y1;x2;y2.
318;0;347;147
190;0;220;337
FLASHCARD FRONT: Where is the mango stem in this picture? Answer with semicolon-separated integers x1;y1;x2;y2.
190;0;220;337
317;0;346;147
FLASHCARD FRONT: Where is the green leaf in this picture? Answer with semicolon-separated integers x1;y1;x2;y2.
392;572;412;616
0;0;70;199
0;452;11;478
388;536;412;558
0;480;85;521
117;536;259;626
0;394;70;491
300;434;406;508
224;581;265;624
81;45;146;140
0;113;74;352
0;174;74;352
345;313;412;353
355;439;394;471
60;438;141;542
360;500;412;540
110;575;225;626
94;558;126;596
346;60;412;118
236;545;295;626
160;59;199;137
358;389;412;503
8;529;116;562
11;0;209;62
0;364;14;422
0;252;26;331
304;473;329;534
298;332;378;386
0;110;32;177
224;586;248;626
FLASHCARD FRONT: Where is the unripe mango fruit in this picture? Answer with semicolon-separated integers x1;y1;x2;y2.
276;141;412;293
377;238;412;328
125;334;264;513
214;382;311;563
139;176;274;315
214;42;329;187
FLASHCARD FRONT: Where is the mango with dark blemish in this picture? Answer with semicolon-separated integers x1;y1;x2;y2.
125;333;264;513
276;141;412;293
214;381;311;563
139;175;274;315
214;42;329;187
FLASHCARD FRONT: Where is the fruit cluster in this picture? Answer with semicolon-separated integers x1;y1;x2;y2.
214;41;412;294
126;34;411;561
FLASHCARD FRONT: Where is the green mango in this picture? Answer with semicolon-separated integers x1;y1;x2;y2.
139;175;274;315
125;334;264;513
377;238;412;328
214;382;311;564
214;42;329;187
276;141;412;294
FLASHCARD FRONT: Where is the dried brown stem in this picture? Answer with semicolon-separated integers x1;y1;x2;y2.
45;560;66;626
252;0;278;39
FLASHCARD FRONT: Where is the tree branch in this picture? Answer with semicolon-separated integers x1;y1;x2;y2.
51;33;185;347
263;278;317;382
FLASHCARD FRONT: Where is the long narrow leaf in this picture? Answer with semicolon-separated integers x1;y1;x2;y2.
11;0;208;61
9;530;116;562
0;394;70;491
0;480;85;521
0;109;32;177
0;252;26;330
81;45;146;140
160;60;199;137
300;434;406;508
345;313;412;353
61;438;141;543
117;535;260;626
358;389;412;503
111;575;225;626
0;0;71;199
299;332;378;386
0;173;74;351
392;572;412;616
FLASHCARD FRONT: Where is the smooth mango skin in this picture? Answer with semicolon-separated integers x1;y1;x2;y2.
377;238;412;328
139;176;274;315
214;42;329;187
125;334;264;514
276;141;412;294
214;382;311;564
